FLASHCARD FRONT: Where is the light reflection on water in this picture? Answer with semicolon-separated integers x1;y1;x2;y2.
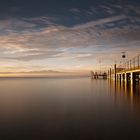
108;80;140;114
0;77;140;139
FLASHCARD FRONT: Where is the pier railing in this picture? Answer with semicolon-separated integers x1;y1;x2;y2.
117;54;140;73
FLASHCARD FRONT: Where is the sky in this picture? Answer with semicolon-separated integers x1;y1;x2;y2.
0;0;140;76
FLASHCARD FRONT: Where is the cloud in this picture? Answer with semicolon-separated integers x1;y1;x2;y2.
0;18;36;31
72;15;127;29
1;50;63;61
0;18;140;62
0;1;140;72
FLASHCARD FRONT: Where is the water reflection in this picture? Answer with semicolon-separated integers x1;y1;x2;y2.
108;79;140;113
0;78;140;139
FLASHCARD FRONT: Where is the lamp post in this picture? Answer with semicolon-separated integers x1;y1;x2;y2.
122;52;126;70
122;52;126;59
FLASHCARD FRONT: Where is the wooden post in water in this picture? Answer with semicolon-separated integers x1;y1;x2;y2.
110;68;111;79
114;64;116;82
130;72;133;85
138;55;139;69
108;70;110;78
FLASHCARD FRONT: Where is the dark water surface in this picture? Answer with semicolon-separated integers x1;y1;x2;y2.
0;77;140;140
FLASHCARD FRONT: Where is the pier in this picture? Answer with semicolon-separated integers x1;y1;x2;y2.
91;71;107;79
90;53;140;83
109;54;140;84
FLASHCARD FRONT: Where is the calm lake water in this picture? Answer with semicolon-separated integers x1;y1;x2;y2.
0;77;140;140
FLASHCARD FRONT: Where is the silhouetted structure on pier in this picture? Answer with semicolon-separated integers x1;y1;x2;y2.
91;71;107;79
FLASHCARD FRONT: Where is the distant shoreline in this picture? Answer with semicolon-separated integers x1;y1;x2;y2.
0;75;90;79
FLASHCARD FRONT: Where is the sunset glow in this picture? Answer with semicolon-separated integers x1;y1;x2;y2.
0;0;140;76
